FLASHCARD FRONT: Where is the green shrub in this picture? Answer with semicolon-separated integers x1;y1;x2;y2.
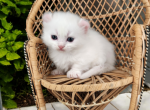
0;0;34;108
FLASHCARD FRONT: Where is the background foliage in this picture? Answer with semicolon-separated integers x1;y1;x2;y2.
0;0;35;108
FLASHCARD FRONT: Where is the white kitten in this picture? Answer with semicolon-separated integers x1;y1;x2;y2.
41;11;116;79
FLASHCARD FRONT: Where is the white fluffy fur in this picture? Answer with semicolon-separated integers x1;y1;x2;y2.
41;11;116;79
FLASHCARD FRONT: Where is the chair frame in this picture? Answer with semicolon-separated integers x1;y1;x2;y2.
25;0;150;110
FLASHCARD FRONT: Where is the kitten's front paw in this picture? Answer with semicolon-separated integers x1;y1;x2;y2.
67;70;81;78
51;69;64;75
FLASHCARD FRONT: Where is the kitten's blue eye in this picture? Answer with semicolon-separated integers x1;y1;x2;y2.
51;35;58;40
67;37;74;42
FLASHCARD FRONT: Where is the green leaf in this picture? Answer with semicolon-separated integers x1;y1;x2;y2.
3;99;17;109
6;52;20;60
14;59;24;71
12;41;24;51
14;0;19;2
1;6;10;15
7;41;14;46
7;47;13;51
0;57;11;65
0;12;6;19
16;1;32;5
0;48;8;58
15;7;21;15
4;30;22;41
0;60;11;65
0;37;5;42
12;29;22;36
1;18;13;30
1;84;12;93
3;90;15;99
3;30;18;41
10;33;18;41
1;30;9;39
2;74;13;83
0;28;4;34
1;84;15;102
0;0;16;7
0;42;6;48
20;7;27;13
24;74;29;83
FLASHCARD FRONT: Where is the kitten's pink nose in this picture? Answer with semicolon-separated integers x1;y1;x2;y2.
58;45;65;50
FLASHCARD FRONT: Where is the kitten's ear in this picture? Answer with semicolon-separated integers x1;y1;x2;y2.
42;12;52;22
78;19;90;33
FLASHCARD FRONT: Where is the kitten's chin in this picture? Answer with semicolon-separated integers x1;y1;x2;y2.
56;47;73;52
57;48;65;51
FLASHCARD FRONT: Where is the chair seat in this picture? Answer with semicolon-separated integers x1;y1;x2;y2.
41;69;133;92
40;69;133;108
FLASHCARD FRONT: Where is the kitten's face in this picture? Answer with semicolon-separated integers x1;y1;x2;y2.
43;24;83;52
42;12;90;52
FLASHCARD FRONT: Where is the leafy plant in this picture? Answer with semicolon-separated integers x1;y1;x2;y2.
0;0;33;109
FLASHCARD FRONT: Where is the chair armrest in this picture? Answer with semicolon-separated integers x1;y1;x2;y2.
28;37;43;45
25;37;47;110
115;24;144;77
129;24;147;110
26;37;43;80
26;37;52;80
130;24;144;82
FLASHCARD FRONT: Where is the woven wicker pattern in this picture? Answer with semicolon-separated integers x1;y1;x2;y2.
28;0;147;37
25;0;150;110
31;0;145;37
47;85;129;110
27;0;148;73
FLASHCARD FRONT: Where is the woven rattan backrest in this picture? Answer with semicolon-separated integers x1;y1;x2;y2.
26;0;150;73
28;0;150;37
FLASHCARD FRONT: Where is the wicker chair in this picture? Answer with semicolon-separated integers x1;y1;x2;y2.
24;0;150;110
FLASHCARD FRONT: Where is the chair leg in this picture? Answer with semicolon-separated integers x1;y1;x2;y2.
34;80;46;110
129;83;138;110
